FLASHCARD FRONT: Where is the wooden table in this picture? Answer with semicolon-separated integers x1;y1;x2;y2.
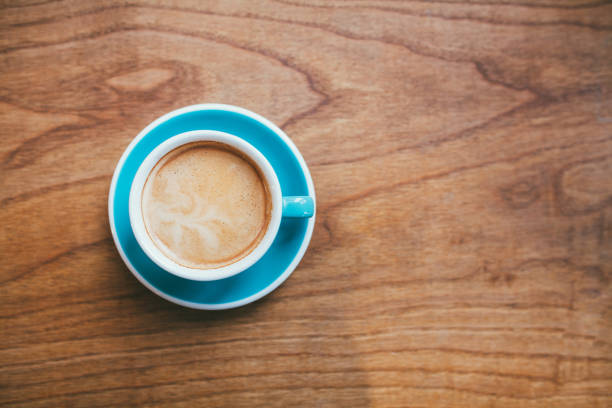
1;1;611;407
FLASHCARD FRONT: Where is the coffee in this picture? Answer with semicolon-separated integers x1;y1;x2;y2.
141;142;271;269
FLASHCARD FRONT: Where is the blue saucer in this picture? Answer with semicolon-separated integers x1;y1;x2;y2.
108;105;316;309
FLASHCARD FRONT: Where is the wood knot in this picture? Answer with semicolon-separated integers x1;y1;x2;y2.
106;67;175;92
489;273;516;286
500;179;540;209
554;156;612;215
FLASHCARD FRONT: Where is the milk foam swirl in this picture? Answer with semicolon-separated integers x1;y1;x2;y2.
141;142;271;269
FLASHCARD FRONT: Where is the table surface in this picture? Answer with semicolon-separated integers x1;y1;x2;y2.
1;1;611;407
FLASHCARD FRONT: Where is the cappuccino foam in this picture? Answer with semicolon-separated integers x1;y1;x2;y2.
141;142;271;269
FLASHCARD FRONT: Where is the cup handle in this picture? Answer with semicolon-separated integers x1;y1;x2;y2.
282;196;314;218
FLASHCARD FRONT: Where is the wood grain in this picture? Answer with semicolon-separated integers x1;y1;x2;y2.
1;0;611;407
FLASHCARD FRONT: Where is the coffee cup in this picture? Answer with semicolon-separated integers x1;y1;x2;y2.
129;129;314;281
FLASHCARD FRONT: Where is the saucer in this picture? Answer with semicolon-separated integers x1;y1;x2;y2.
108;104;316;309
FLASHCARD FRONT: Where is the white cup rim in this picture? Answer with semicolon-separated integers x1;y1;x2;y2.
129;130;282;281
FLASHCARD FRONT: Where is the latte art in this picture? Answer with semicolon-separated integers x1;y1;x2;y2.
141;142;271;269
